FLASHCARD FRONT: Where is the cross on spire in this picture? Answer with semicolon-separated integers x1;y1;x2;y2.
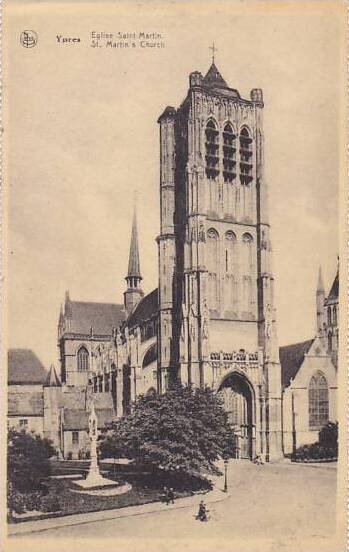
209;42;218;63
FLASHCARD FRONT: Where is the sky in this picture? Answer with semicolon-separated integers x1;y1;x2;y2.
5;1;342;368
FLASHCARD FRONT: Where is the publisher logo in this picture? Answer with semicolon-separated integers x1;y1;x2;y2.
20;30;38;48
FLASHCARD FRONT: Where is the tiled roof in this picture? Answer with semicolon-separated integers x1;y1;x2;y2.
8;390;44;416
63;408;116;430
203;62;228;88
66;300;125;335
126;288;158;329
325;270;339;305
8;349;47;385
93;392;115;410
279;339;314;389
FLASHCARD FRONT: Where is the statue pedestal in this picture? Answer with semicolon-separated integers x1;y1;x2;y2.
74;458;118;489
74;402;118;489
74;473;117;489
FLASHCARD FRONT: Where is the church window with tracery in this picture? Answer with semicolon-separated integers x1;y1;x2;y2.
77;346;89;372
205;120;219;180
308;372;329;429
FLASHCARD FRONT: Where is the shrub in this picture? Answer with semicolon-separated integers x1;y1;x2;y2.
292;439;338;462
41;495;61;513
319;421;338;450
8;428;55;493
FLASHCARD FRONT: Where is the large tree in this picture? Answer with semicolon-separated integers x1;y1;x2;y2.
8;428;55;492
100;384;235;479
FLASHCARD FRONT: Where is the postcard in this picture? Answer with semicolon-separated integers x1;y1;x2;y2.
2;1;346;551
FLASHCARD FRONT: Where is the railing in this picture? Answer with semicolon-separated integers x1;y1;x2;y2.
210;350;259;369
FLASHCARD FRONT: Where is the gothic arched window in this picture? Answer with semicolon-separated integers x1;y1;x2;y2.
205;120;219;180
242;233;253;274
77;346;89;372
223;123;236;183
241;234;254;314
207;228;220;311
239;127;253;185
309;372;329;429
225;231;236;273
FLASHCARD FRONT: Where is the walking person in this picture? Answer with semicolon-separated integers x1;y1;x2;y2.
196;500;209;522
168;487;175;504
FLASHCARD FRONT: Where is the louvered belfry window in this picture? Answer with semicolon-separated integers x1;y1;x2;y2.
205;120;219;179
239;127;253;185
223;123;236;182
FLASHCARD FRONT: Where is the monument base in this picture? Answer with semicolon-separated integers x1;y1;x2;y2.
74;473;118;489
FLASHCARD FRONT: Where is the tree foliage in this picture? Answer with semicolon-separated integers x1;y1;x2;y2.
100;384;235;478
8;428;55;492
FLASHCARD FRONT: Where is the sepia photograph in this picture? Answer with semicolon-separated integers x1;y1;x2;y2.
2;1;346;551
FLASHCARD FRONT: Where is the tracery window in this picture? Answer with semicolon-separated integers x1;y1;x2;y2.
77;346;89;372
205;120;219;179
223;123;236;183
308;372;329;429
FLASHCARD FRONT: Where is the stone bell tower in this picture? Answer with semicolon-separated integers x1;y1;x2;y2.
157;57;282;460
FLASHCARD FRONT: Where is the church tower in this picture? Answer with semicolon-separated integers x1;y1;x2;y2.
157;55;282;460
124;207;144;315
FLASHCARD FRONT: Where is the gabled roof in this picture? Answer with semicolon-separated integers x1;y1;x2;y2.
44;365;61;387
325;270;338;305
8;390;44;416
279;339;314;389
63;408;116;430
65;300;125;335
8;349;47;385
126;288;158;329
203;62;228;88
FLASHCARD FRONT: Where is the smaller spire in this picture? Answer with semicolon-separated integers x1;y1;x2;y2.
44;364;61;387
126;202;142;283
317;266;324;292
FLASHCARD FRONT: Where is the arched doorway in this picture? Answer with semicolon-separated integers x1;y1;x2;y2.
218;372;254;459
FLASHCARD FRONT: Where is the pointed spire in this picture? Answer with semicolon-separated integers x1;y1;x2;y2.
124;198;144;315
44;364;61;387
317;266;324;292
203;61;228;89
126;201;142;283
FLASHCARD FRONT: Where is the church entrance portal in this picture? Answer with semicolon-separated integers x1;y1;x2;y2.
218;372;254;459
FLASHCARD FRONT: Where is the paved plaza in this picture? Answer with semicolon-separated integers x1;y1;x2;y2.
8;460;342;552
